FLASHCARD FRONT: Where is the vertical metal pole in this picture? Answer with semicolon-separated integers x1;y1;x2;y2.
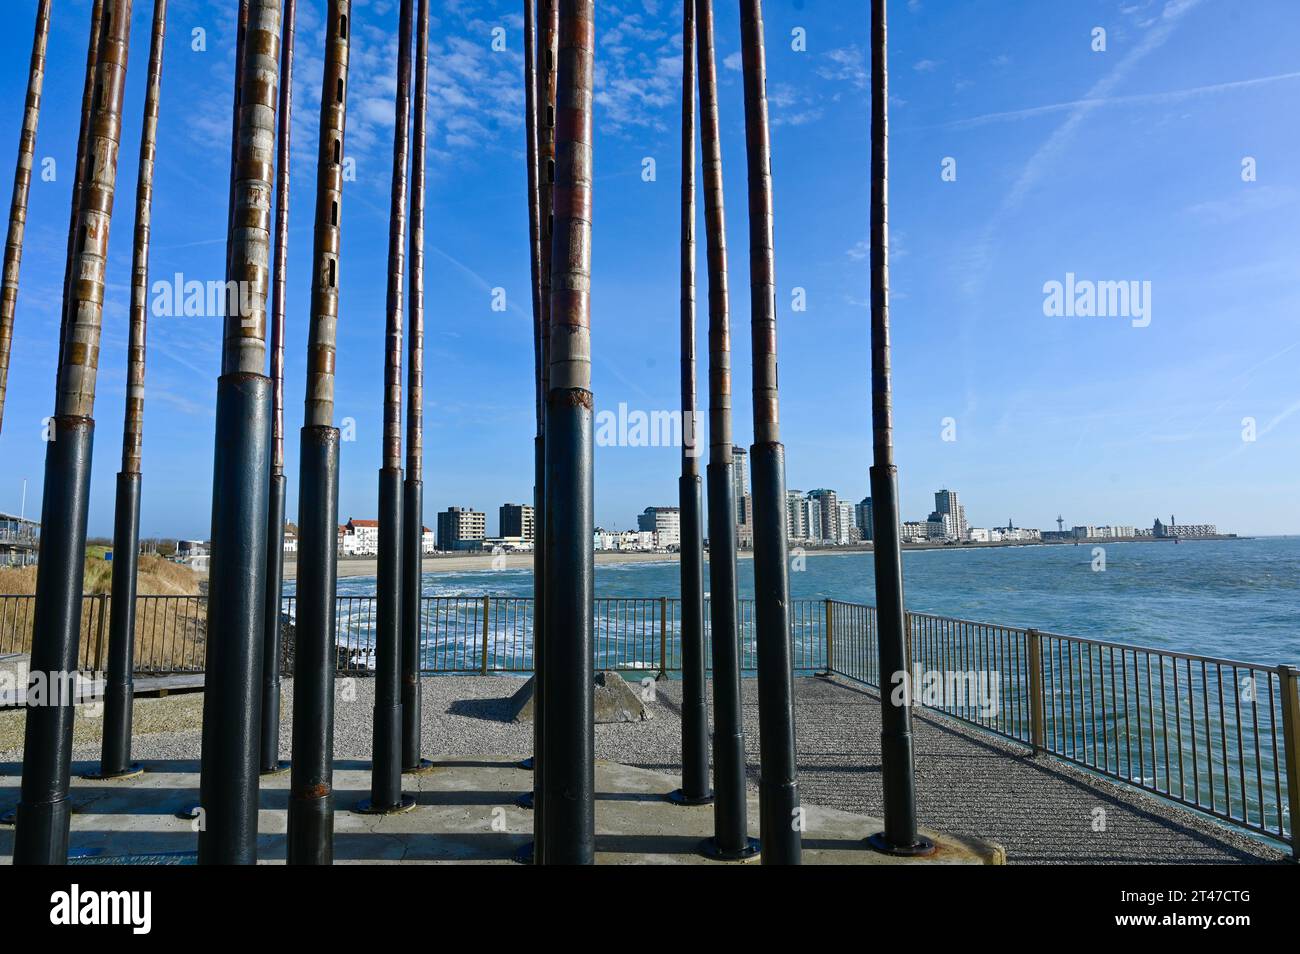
668;0;712;810
539;0;596;866
359;0;415;817
288;0;349;865
15;0;132;866
739;0;800;865
56;0;105;389
695;0;758;862
824;598;834;675
0;0;51;435
1277;665;1300;860
98;0;168;785
531;0;559;862
198;0;280;866
260;0;296;778
401;0;432;775
866;0;932;857
481;596;491;674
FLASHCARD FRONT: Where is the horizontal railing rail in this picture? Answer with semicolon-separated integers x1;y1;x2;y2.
1;591;1294;851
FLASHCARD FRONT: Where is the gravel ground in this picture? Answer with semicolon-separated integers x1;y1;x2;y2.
0;674;1287;864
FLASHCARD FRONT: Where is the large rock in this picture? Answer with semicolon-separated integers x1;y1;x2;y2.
508;670;652;724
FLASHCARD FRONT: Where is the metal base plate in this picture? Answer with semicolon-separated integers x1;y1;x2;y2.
259;761;291;776
867;832;938;857
665;788;716;807
80;763;145;781
699;836;761;862
352;794;418;815
516;791;535;810
175;804;202;821
402;758;438;775
514;841;535;865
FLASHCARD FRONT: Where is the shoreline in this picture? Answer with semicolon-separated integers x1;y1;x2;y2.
270;534;1244;581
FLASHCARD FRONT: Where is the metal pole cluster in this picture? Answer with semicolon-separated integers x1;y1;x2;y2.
0;0;51;436
695;0;759;862
97;0;169;783
401;0;432;776
739;0;802;865
867;0;932;858
260;0;297;778
361;0;416;816
198;0;281;865
669;0;713;810
14;0;133;866
288;0;351;865
538;0;596;866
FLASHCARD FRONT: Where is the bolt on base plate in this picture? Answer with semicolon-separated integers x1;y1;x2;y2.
402;758;438;775
259;761;291;776
867;832;937;857
352;794;417;815
699;836;761;862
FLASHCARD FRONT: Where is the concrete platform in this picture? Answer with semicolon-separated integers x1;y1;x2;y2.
0;755;1003;865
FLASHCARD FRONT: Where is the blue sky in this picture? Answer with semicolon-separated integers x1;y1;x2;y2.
0;0;1296;539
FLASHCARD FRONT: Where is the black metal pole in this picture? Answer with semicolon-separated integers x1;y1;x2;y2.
197;0;281;866
867;0;932;857
288;426;338;863
15;0;131;866
401;0;431;775
198;374;272;864
539;0;596;866
14;420;93;864
668;0;712;809
696;0;757;862
97;472;143;779
288;0;349;864
260;0;296;777
360;468;410;812
260;470;287;773
739;0;801;865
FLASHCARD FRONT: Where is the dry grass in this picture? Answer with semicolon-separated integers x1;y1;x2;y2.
0;554;205;670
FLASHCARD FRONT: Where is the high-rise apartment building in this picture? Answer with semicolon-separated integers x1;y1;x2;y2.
437;507;486;551
856;496;873;541
499;503;535;542
732;446;749;525
786;490;808;541
807;489;839;543
934;489;968;541
637;506;682;549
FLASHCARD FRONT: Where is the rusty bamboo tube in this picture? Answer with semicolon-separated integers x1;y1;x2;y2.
405;0;428;482
537;0;559;406
0;0;52;435
270;0;296;475
56;0;134;420
56;0;105;388
303;1;351;428
383;0;414;472
680;0;699;476
121;0;167;476
525;0;543;434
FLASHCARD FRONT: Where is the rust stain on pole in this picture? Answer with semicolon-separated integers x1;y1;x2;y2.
537;0;559;406
269;0;296;475
383;0;414;472
121;0;168;476
695;0;732;465
56;0;105;391
525;0;543;433
680;0;698;476
547;0;594;394
0;0;52;435
223;0;279;378
739;0;779;446
57;0;135;421
406;0;428;479
304;1;351;427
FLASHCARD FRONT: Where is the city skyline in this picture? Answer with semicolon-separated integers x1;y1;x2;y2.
0;1;1295;540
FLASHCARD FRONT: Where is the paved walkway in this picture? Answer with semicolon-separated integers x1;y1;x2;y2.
0;674;1288;864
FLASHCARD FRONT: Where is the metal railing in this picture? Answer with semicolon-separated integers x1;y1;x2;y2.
824;599;1298;852
1;591;1294;851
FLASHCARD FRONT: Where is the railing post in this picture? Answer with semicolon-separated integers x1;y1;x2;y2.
94;593;109;671
1278;664;1300;859
1027;628;1045;755
481;595;490;675
823;599;833;676
658;596;668;678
